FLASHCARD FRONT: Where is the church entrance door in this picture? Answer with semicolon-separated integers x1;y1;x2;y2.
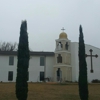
57;68;62;81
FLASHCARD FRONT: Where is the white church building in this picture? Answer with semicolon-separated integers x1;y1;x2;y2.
0;31;100;83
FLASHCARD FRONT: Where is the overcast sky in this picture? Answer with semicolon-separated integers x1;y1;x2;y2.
0;0;100;51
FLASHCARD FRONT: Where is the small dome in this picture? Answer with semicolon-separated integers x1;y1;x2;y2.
59;32;67;39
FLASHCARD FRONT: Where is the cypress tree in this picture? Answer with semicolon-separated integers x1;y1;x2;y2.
16;20;30;100
78;25;88;100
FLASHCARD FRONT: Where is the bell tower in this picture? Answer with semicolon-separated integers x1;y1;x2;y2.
53;28;72;82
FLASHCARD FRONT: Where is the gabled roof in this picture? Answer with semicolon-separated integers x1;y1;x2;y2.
0;51;54;56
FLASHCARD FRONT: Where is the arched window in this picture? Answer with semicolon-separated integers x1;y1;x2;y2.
57;42;63;50
57;54;62;63
65;42;69;50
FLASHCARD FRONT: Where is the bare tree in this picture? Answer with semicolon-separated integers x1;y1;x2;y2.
0;42;18;51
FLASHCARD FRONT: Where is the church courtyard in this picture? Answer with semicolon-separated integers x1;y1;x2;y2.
0;82;100;100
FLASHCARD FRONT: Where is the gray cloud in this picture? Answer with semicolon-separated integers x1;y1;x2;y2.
0;0;100;51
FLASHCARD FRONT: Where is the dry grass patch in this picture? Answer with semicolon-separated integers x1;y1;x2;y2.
0;82;100;100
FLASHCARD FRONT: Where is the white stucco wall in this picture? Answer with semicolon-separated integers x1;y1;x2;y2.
71;42;100;83
0;41;100;83
29;56;54;82
0;55;54;82
45;56;54;81
29;56;42;82
71;43;77;82
0;55;17;82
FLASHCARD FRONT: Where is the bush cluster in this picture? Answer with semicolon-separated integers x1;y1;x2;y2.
91;79;100;83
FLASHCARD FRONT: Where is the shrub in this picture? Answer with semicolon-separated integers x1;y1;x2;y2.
91;79;100;83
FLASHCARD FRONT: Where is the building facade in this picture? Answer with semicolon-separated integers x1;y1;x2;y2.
0;31;100;83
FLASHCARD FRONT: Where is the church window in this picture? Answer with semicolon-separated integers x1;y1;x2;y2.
9;56;14;65
8;71;13;81
57;54;62;63
65;42;69;50
40;57;45;66
57;42;63;48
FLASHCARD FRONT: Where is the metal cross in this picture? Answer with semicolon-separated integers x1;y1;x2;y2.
61;27;65;32
85;49;98;73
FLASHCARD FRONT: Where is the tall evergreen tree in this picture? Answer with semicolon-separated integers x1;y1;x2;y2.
16;20;30;100
78;25;88;100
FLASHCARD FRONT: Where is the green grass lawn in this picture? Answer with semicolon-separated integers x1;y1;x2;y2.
0;82;100;100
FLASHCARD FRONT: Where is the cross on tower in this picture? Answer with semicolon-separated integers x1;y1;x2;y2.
61;27;65;32
85;49;98;73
